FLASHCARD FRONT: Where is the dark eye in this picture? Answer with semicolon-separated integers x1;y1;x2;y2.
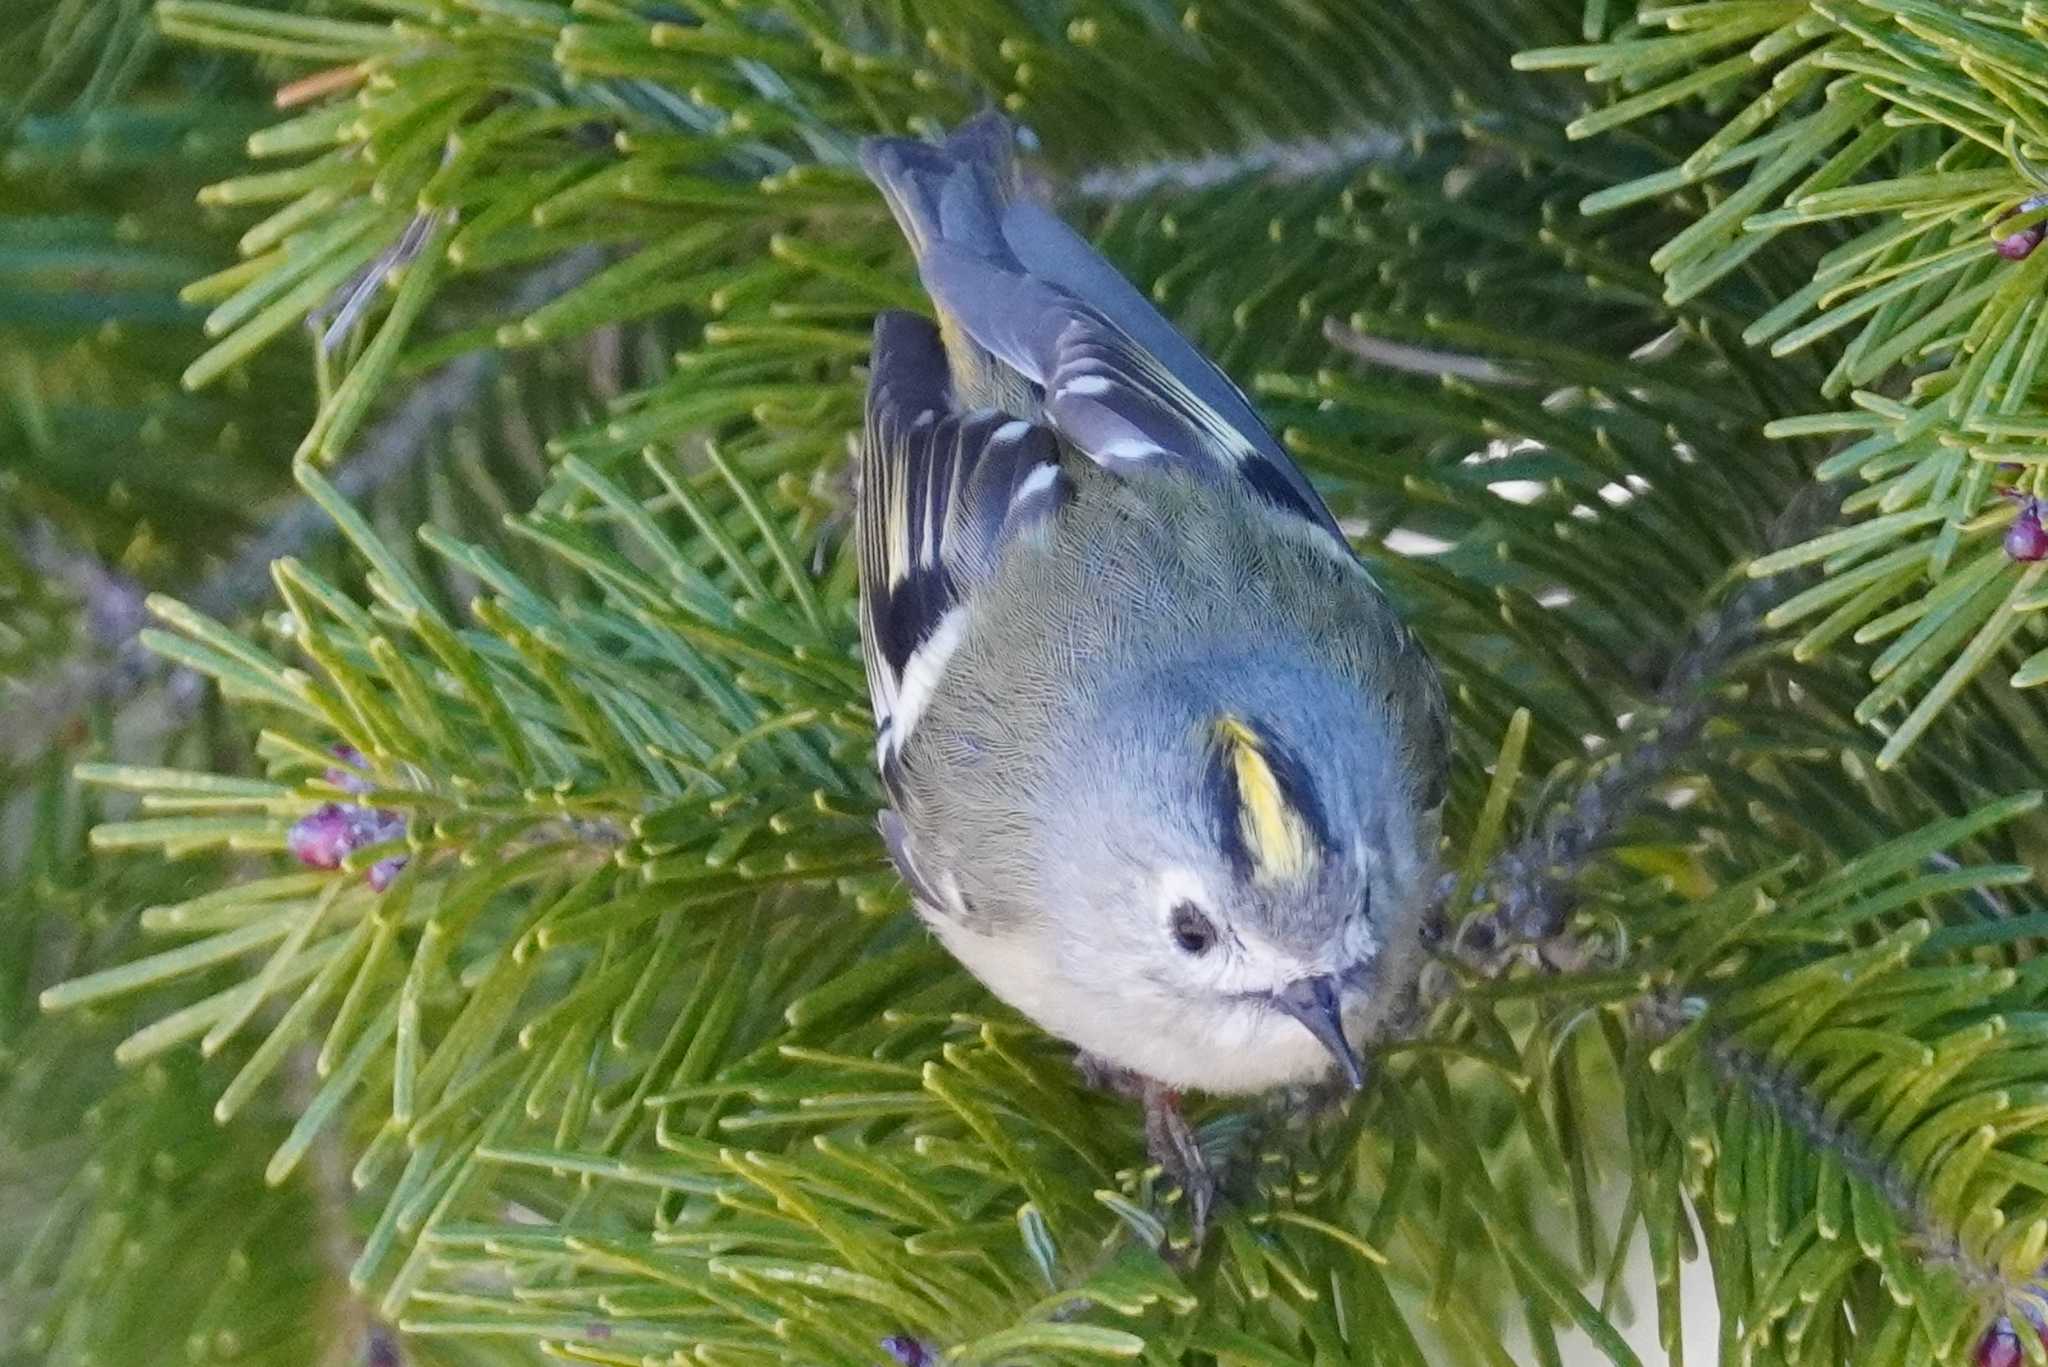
1170;903;1217;956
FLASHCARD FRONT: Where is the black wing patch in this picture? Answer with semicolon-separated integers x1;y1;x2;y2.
917;244;1352;551
858;310;1069;776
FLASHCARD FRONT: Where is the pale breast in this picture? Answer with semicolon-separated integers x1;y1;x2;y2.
921;908;1364;1095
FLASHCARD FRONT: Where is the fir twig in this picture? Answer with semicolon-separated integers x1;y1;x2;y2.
1452;479;1846;959
1700;1019;1991;1300
194;247;604;619
1322;316;1536;385
3;249;605;767
1066;124;1432;199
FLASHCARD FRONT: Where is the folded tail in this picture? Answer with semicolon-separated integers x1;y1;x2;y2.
859;112;1023;263
858;113;1350;544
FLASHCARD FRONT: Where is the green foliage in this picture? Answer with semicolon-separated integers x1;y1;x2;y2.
0;537;74;680
0;753;334;1367
14;0;2048;1364
1527;0;2048;765
152;0;1564;471
1;0;311;578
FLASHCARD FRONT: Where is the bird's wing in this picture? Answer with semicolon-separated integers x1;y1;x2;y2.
860;112;1350;551
858;309;1070;785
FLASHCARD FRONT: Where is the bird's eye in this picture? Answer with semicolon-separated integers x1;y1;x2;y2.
1170;902;1217;956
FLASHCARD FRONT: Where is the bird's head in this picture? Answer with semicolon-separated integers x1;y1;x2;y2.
1035;655;1443;1091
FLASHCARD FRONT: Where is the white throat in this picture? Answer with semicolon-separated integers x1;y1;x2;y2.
920;911;1362;1094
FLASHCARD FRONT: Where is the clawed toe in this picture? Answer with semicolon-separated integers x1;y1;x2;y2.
1074;1055;1222;1247
1141;1079;1217;1246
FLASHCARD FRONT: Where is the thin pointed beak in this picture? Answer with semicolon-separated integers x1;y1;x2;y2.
1270;975;1365;1091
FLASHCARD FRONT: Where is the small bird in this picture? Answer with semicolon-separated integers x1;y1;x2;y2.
854;114;1448;1224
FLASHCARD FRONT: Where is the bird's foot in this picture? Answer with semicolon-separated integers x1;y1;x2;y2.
1081;1057;1220;1254
809;460;856;575
1072;1053;1218;1250
1140;1079;1216;1249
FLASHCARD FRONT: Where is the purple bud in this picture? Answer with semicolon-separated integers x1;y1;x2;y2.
287;804;353;870
347;807;408;891
881;1337;936;1367
366;856;408;892
2009;501;2048;562
1978;1317;2027;1367
343;806;405;847
1996;226;2043;261
325;744;374;796
288;757;409;887
1993;194;2048;261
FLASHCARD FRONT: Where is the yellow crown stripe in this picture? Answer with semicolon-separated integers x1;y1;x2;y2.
1214;716;1318;883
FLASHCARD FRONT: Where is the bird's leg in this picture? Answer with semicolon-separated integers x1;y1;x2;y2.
1141;1080;1214;1241
1073;1053;1217;1245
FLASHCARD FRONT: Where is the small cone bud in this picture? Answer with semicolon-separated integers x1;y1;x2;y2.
1996;226;2043;261
286;804;353;869
1993;192;2048;261
1976;1315;2047;1367
325;743;374;796
882;1337;936;1367
287;772;408;888
2009;501;2048;562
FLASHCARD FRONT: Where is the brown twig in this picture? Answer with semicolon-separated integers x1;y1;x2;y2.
1702;1019;1989;1298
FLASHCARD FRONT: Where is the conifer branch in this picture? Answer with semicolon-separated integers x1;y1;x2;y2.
21;3;2048;1358
1695;1017;1991;1299
1451;479;1845;961
1322;317;1536;386
1066;123;1441;200
1534;2;2048;758
4;249;605;767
